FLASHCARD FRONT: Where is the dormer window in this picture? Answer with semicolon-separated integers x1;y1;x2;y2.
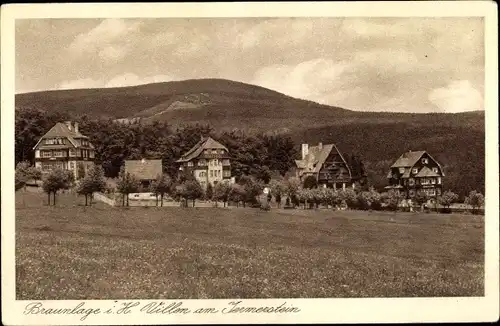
412;168;418;174
422;158;429;164
432;167;439;173
399;167;405;174
187;161;194;167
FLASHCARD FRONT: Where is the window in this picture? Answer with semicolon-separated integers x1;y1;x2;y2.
89;151;95;158
408;178;415;186
437;177;442;184
42;151;52;158
431;178;436;184
187;161;194;167
219;150;225;154
69;149;76;157
222;159;230;166
213;159;219;166
53;151;63;157
409;190;415;197
45;139;54;145
421;178;429;185
399;167;405;174
432;167;439;173
223;170;231;177
422;158;429;164
211;150;217;154
428;189;436;196
69;162;75;169
437;188;442;195
199;171;206;178
412;168;418;174
210;171;213;177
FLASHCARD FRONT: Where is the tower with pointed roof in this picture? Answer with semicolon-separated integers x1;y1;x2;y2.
176;136;233;188
33;121;95;179
386;150;444;200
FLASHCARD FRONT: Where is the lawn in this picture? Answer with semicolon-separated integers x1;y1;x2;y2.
15;191;484;299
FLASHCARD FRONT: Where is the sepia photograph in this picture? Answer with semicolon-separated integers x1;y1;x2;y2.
2;1;499;325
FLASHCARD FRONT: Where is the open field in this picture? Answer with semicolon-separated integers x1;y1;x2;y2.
15;191;484;299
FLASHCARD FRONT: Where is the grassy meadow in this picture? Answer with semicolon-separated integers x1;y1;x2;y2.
15;191;484;299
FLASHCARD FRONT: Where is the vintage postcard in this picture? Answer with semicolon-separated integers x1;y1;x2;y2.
1;1;499;325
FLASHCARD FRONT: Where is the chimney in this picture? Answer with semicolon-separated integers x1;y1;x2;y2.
74;122;79;133
318;142;323;150
301;143;309;160
65;121;72;131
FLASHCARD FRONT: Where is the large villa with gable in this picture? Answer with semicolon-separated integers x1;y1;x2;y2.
33;121;95;179
176;136;234;189
294;142;353;190
386;150;444;200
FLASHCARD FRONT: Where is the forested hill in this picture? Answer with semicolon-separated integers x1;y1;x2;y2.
15;79;485;199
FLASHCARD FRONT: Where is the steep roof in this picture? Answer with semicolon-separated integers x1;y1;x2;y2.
295;143;351;175
415;166;441;178
176;137;228;162
33;122;92;150
390;150;426;168
124;159;162;180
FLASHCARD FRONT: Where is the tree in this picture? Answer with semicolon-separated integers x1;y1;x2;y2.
303;175;318;189
438;190;459;210
28;166;42;184
77;162;86;180
465;190;484;214
269;179;286;208
42;168;74;206
382;189;403;211
181;180;204;207
228;183;247;207
238;175;262;207
357;187;381;210
150;173;172;207
205;182;214;201
116;167;140;206
15;162;31;191
213;181;231;207
339;188;358;209
285;177;301;207
413;190;429;211
77;165;106;206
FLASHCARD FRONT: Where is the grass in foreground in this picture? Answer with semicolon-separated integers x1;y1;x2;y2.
15;191;484;299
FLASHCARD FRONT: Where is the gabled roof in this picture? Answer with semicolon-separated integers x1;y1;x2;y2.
176;137;228;162
390;150;426;168
32;122;92;150
295;143;351;176
415;166;441;178
124;159;162;180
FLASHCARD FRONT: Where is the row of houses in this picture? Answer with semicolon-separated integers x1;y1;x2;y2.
32;121;445;199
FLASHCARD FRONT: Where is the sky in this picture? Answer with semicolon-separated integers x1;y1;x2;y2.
15;17;484;113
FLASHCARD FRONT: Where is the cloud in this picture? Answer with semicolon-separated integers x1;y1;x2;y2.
67;19;142;61
252;58;350;103
59;78;102;90
428;80;484;113
105;73;176;88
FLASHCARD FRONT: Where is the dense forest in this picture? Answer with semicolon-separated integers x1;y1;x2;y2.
15;105;483;200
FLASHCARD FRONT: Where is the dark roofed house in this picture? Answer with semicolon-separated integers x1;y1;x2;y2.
294;142;353;190
124;158;162;188
176;136;233;189
33;121;95;179
386;150;444;201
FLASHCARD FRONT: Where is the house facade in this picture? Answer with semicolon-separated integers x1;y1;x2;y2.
386;150;444;199
176;137;233;189
33;121;95;178
124;159;163;189
294;142;353;190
